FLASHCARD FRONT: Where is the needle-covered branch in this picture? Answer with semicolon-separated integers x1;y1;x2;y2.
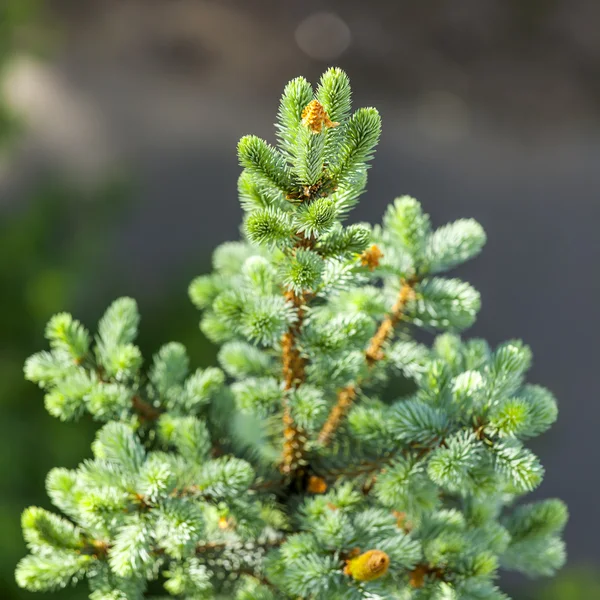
317;276;418;447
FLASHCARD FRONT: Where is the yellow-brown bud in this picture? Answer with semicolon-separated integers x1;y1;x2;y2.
392;510;413;532
301;100;339;133
360;244;384;271
344;549;390;581
409;564;428;588
218;516;234;530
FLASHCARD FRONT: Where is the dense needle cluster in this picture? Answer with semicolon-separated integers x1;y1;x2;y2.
17;68;566;599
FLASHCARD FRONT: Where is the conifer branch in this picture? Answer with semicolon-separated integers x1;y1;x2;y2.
318;277;418;446
321;453;396;483
279;222;319;477
16;69;564;599
318;439;437;493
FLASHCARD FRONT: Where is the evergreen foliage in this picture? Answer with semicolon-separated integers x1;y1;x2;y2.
17;68;566;599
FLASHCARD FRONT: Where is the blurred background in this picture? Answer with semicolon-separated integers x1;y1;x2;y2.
1;1;598;598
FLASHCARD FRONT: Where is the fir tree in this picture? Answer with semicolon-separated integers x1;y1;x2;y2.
17;68;566;600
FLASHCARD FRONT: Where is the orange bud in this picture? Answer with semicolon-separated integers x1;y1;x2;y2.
392;510;413;532
360;245;384;271
344;549;390;582
307;475;328;494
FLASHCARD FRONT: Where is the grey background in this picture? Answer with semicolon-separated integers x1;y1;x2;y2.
2;0;598;576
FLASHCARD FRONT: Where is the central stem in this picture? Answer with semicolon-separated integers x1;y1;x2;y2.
280;290;308;476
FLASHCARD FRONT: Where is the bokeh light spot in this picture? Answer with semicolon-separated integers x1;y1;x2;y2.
295;12;352;60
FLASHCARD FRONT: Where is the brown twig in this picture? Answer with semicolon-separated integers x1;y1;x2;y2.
280;291;309;476
365;279;417;365
250;476;287;493
408;563;446;588
131;395;162;423
97;363;162;423
236;567;277;590
80;538;110;558
316;385;358;447
317;278;418;446
321;454;396;483
315;435;440;499
195;540;230;554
